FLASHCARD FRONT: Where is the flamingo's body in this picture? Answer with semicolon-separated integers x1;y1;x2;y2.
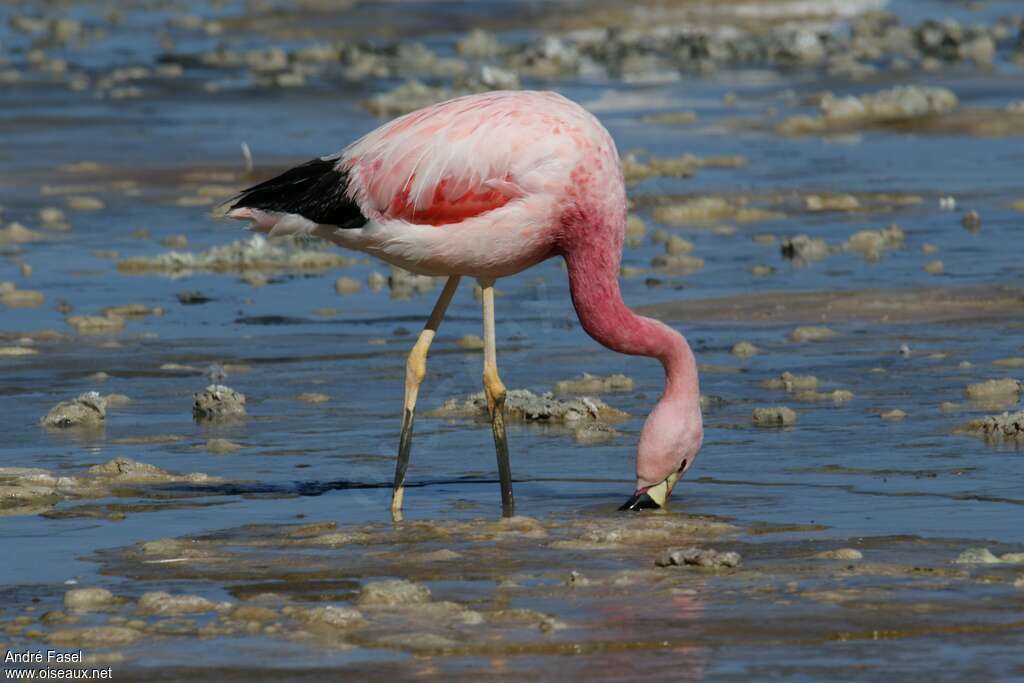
227;90;703;513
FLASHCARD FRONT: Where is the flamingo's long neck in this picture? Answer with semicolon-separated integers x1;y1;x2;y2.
563;238;698;401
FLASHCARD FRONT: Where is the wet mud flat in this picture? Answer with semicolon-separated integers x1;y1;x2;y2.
3;512;1024;681
3;0;1024;680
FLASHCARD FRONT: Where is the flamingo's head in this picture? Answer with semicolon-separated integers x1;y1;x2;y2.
620;325;703;511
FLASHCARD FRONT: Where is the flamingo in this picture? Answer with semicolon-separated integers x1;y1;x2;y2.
225;90;703;515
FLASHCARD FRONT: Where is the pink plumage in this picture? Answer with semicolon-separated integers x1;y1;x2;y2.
226;89;703;511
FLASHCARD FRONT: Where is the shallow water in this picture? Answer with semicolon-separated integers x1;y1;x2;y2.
1;0;1024;680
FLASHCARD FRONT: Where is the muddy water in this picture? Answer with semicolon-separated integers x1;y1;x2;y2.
2;0;1024;680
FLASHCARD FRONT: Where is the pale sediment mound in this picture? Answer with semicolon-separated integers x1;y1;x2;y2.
118;235;352;274
430;389;627;443
655;547;741;569
0;458;223;517
357;579;431;607
762;372;817;392
553;373;634;394
653;197;783;225
193;384;247;421
778;85;959;135
64;587;117;612
638;286;1024;325
953;547;1024;564
136;591;222;615
958;411;1024;443
40;391;107;428
964;378;1021;402
843;224;905;260
781;235;832;262
752;406;797;427
0;281;45;308
86;457;221;486
431;389;627;423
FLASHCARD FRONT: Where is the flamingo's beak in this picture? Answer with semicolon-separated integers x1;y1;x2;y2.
618;469;682;511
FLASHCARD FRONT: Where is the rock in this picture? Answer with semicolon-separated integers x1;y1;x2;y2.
388;266;437;298
229;605;278;623
192;385;246;421
102;304;158;318
64;588;116;612
641;111;698;125
66;314;125;334
779;86;959;135
295;392;330;403
39;207;68;229
624;214;646;247
118;235;351;274
781;235;831;262
954;548;1002;564
430;388;628;424
623;154;699;183
419;549;462;561
41;392;107;429
295;606;365;630
0;222;47;244
965;378;1021;402
804;194;860;212
160;234;189;248
664;235;695;256
814;548;863;561
762;371;817;392
732;341;760;357
48;626;142;647
137;591;219;615
653;198;782;225
334;276;361;294
66;196;105;211
752;406;797;427
794;389;854;403
881;409;907;421
0;346;38;356
206;438;242;454
960;36;995;64
175;291;211;305
553;373;634;394
456;28;501;58
993;358;1024;368
924;259;944;274
572;421;619;445
656;547;741;569
364;80;451;117
844;224;904;259
357;579;431;607
961;210;981;232
959;411;1024;443
456;334;485;351
0;285;45;308
367;271;387;290
87;457;219;485
789;326;835;343
650;253;704;274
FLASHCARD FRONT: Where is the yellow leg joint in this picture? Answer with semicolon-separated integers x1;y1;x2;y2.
483;366;506;413
405;332;433;388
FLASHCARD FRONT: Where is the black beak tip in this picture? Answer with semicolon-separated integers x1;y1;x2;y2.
619;491;661;511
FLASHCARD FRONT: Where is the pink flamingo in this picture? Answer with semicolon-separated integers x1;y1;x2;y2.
226;90;703;514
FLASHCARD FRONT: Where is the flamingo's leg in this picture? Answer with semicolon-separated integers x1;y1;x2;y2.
391;275;461;517
479;279;514;515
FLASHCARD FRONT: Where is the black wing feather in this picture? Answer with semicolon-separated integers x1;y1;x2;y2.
229;157;367;229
